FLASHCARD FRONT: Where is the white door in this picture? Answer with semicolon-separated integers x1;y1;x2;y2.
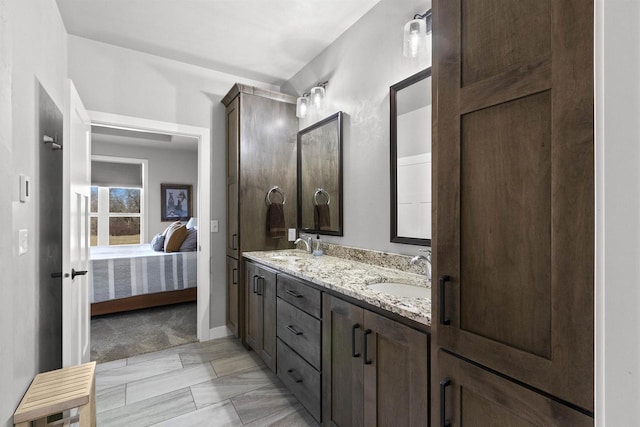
62;80;92;366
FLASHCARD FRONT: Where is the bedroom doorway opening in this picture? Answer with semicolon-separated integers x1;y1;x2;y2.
86;112;211;362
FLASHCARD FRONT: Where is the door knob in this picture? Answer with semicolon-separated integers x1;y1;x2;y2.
71;269;88;279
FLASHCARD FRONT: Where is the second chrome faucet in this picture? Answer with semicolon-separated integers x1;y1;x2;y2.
410;249;432;282
294;237;313;254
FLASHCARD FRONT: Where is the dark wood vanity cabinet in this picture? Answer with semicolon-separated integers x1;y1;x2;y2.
323;294;429;427
245;261;277;371
432;0;594;424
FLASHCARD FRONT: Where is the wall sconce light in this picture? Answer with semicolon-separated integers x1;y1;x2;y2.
296;93;309;118
403;10;432;58
296;81;329;118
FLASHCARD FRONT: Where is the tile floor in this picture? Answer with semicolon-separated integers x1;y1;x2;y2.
95;336;318;426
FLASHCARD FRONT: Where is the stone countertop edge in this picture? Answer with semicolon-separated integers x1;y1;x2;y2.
243;249;431;327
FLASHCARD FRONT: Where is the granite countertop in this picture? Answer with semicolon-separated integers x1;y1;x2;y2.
243;249;431;327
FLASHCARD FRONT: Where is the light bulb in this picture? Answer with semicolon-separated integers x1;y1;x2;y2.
310;86;325;108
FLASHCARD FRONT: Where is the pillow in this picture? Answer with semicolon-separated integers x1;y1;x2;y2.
179;228;198;252
162;221;182;236
164;224;188;253
150;233;165;252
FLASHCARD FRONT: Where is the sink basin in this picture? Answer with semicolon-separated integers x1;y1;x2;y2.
271;255;302;261
367;282;429;298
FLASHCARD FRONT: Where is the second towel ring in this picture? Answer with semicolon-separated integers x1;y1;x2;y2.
266;186;286;206
313;188;330;206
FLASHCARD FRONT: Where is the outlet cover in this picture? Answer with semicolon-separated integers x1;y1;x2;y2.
18;229;28;255
288;228;297;241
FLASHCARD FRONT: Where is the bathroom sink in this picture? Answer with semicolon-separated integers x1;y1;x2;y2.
367;282;429;298
271;255;302;261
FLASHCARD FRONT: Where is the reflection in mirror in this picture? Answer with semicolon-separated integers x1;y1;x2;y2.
297;112;343;236
390;68;431;246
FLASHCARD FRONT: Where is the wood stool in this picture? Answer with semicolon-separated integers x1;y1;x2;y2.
13;361;96;427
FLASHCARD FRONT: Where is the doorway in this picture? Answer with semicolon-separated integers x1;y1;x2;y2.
88;112;212;352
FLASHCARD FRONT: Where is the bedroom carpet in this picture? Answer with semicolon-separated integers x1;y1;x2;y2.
91;302;197;363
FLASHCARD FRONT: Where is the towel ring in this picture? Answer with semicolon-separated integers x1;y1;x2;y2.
266;186;286;206
313;188;330;206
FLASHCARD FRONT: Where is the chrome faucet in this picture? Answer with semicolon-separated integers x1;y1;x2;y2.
294;237;312;254
410;249;432;282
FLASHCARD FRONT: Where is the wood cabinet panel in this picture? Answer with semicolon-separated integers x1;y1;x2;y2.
226;97;239;259
244;261;277;371
277;338;321;422
433;0;593;412
277;298;321;370
322;294;364;427
226;256;239;337
436;350;592;427
277;273;322;318
363;310;429;427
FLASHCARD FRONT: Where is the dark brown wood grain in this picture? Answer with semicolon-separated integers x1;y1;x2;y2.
277;298;322;370
363;309;430;427
277;338;321;422
432;0;594;420
322;294;364;427
226;96;239;259
277;273;322;319
436;350;593;427
90;288;196;317
226;256;239;337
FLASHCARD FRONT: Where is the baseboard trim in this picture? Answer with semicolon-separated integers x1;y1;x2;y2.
209;326;232;340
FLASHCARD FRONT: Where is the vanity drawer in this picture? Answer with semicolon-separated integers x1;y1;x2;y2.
277;274;322;318
277;338;321;422
277;298;321;369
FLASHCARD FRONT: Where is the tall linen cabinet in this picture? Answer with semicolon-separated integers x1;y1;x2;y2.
432;1;594;425
222;84;298;344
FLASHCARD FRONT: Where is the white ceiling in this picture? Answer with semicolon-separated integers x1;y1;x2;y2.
55;0;383;86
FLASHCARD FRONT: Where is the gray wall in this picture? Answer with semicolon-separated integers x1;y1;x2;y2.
283;0;431;256
92;139;199;241
67;35;279;331
0;0;68;425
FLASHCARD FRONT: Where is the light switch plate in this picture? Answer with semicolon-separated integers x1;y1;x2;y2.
288;228;297;241
211;220;219;233
18;229;28;255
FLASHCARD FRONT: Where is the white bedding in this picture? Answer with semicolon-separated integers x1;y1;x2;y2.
90;244;197;303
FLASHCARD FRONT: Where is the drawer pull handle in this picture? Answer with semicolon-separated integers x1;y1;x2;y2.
439;275;451;325
440;377;451;427
352;324;361;357
285;289;303;298
286;325;303;335
363;329;373;365
287;369;303;383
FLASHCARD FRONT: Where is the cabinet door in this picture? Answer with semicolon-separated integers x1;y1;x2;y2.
245;262;262;352
226;96;239;258
433;0;593;411
258;265;277;372
363;310;429;427
436;350;592;427
226;257;239;337
322;294;364;427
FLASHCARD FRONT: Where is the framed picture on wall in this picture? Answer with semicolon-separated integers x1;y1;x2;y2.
161;183;192;221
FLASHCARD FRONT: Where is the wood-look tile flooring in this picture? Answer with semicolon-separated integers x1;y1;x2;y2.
95;336;318;426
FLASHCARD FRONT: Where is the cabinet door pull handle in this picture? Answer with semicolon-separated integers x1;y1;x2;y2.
286;325;303;335
253;275;258;294
287;369;303;383
257;276;264;296
232;234;238;250
352;324;361;357
232;268;238;285
440;377;451;427
439;275;451;325
285;289;303;298
363;329;373;365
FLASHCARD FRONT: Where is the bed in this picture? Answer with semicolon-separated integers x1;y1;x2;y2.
90;244;197;316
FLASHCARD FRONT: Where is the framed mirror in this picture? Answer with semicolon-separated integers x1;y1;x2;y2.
390;68;432;246
297;111;343;236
